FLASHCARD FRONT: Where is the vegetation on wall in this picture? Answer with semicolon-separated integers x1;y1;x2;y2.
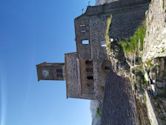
105;16;112;54
105;16;146;69
105;16;148;83
96;107;102;117
117;23;149;92
144;59;153;69
119;24;146;57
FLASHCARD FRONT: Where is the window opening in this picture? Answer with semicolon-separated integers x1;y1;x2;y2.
87;76;93;80
81;40;89;45
56;69;63;74
104;66;110;70
56;69;63;78
80;24;86;27
100;41;106;47
85;60;93;65
57;73;63;78
81;30;86;33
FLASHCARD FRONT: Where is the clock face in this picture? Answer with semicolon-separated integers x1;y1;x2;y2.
42;69;49;78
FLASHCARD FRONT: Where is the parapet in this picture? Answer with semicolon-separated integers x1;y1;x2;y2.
84;0;149;16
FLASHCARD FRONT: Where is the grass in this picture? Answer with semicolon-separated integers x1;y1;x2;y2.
96;107;102;117
161;48;165;53
118;23;148;90
104;17;148;89
105;16;112;54
105;17;146;58
119;24;146;56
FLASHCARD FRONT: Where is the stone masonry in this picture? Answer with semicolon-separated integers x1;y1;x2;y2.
143;0;166;62
37;0;149;100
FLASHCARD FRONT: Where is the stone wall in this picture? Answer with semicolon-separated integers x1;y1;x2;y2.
74;0;149;100
89;15;110;99
65;53;81;98
145;91;159;125
73;0;149;100
88;0;148;16
143;0;166;62
75;9;111;99
99;1;150;125
90;15;107;60
75;16;91;60
79;59;95;99
109;4;148;39
86;1;149;39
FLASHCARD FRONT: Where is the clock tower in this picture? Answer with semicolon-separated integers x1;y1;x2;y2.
36;62;65;81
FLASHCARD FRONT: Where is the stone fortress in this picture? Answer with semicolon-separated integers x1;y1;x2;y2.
36;0;149;100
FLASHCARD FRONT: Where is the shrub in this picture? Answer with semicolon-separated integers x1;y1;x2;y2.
119;25;146;56
96;107;102;117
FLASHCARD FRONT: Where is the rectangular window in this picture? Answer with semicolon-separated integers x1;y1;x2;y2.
100;41;106;47
56;69;63;78
85;60;93;65
57;73;63;78
56;69;63;74
87;76;93;80
80;24;86;27
81;30;86;33
81;40;89;45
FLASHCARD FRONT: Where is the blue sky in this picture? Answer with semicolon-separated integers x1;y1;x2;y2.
0;0;95;125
